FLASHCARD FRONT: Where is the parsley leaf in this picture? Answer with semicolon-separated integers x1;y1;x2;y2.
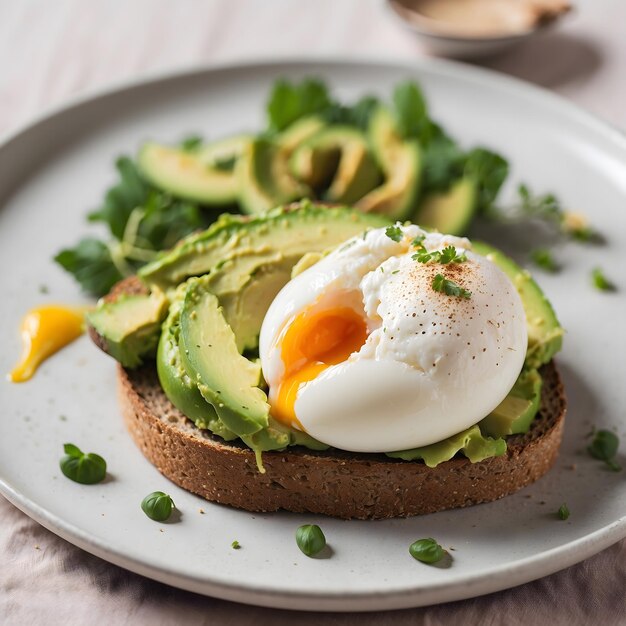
54;238;123;297
420;130;466;194
413;246;466;264
89;156;149;240
266;78;332;132
432;273;471;298
438;245;467;264
588;429;621;470
180;135;203;151
592;267;616;292
385;225;404;242
324;95;379;131
464;148;509;213
392;81;430;141
412;234;426;249
530;248;560;273
557;503;570;520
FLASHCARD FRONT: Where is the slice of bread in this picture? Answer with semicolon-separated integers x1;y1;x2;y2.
92;277;566;520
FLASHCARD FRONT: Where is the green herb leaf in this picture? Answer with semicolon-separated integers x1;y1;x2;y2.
464;148;509;213
88;157;150;240
231;540;241;550
557;503;570;520
266;78;332;132
54;238;123;297
180;135;203;151
588;429;621;470
392;81;429;141
295;524;326;557
385;225;403;242
412;234;426;250
592;267;616;292
420;128;466;194
530;248;560;273
409;538;446;564
60;443;107;484
324;95;379;131
141;491;175;521
438;245;466;264
432;273;471;299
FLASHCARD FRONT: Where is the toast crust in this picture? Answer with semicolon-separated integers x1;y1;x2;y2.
118;360;566;520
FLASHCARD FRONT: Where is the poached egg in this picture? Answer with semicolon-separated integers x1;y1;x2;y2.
259;225;527;452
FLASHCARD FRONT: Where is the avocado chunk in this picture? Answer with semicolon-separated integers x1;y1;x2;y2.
237;138;311;214
178;275;270;436
415;177;477;236
196;134;252;170
480;368;543;438
217;263;293;352
139;202;390;290
386;425;506;468
472;241;564;368
156;286;237;440
137;142;239;205
87;289;168;368
355;106;421;220
277;116;326;154
236;118;323;215
290;126;381;204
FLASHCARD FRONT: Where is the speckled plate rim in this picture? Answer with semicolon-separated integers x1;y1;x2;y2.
1;56;625;612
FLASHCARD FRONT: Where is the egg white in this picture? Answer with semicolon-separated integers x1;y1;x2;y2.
259;225;528;453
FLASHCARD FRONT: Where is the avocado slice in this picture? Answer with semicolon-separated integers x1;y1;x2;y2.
178;275;270;436
277;116;326;154
137;142;240;205
156;287;237;440
237;138;311;214
236;117;324;215
480;368;543;438
217;264;293;352
290;126;381;204
472;241;564;368
196;134;252;170
139;202;390;290
355;107;421;220
87;289;168;368
415;177;478;236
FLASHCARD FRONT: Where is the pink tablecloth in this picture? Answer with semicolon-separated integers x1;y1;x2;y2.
2;1;625;623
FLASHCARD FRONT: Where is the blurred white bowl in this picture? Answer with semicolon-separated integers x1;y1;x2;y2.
387;0;572;59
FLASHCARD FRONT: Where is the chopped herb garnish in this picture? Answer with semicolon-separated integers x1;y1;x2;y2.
412;234;426;250
296;524;326;557
385;225;403;242
414;245;467;265
38;284;49;294
592;268;616;292
530;248;560;273
432;274;471;299
141;491;175;521
60;443;107;485
231;540;241;550
392;269;400;275
180;135;203;151
588;429;621;471
409;538;446;564
557;503;570;520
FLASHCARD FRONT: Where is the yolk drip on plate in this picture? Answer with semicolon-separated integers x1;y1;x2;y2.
9;305;86;383
272;306;367;429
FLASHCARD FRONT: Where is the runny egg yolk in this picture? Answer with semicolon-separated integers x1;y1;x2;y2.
9;305;86;383
272;307;367;429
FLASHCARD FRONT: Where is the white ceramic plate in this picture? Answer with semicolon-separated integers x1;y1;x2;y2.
1;59;625;613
